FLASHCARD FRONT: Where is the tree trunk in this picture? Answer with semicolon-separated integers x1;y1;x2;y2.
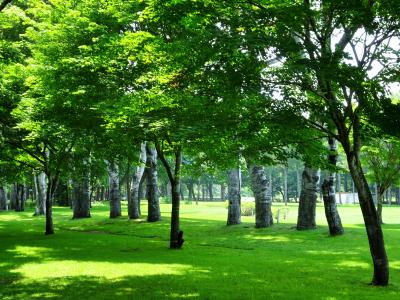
296;167;318;230
45;174;59;235
322;137;344;236
34;173;46;216
337;173;342;204
155;141;183;249
0;186;7;210
347;152;389;285
249;165;273;228
397;187;400;205
129;142;147;219
15;183;25;212
11;183;17;210
220;184;226;201
108;160;121;218
208;181;213;201
376;185;385;225
296;167;301;202
146;144;161;222
187;180;193;200
72;169;91;219
283;167;288;205
227;168;241;225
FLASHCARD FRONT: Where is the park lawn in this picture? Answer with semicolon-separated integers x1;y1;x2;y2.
0;202;400;299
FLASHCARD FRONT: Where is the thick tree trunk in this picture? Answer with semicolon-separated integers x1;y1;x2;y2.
249;165;273;228
322;137;344;236
0;186;7;210
347;153;388;285
146;144;161;222
187;180;194;201
108;160;121;218
227;168;241;225
296;167;318;230
34;173;46;216
72;169;91;219
129;142;147;219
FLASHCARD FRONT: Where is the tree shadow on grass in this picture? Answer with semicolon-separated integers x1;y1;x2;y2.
1;209;400;299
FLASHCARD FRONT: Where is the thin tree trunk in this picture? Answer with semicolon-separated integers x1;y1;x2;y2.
220;184;226;201
108;160;121;218
155;141;183;249
11;183;17;210
129;142;147;219
322;137;344;236
227;168;241;225
296;167;318;230
296;167;301;202
283;167;288;205
347;152;389;285
0;186;7;210
208;181;213;201
45;171;59;235
146;143;161;222
249;165;273;228
337;173;342;204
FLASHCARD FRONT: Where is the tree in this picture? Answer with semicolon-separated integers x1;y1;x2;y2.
363;138;400;224
253;0;400;285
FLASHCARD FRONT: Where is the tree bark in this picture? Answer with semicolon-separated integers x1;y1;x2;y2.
347;153;389;285
72;168;91;219
108;160;121;218
296;167;318;230
220;184;226;201
0;186;7;210
129;142;147;219
155;141;183;249
45;173;59;235
208;181;213;201
14;183;25;212
146;143;161;222
283;167;288;205
322;137;344;236
227;168;241;225
249;165;273;228
337;173;342;204
34;173;46;216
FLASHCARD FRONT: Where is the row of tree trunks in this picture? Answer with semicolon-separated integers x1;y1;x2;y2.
227;168;241;225
249;165;273;228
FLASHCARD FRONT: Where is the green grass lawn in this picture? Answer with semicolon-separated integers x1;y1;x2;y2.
0;202;400;299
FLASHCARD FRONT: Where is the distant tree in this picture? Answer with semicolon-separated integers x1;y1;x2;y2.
362;138;400;224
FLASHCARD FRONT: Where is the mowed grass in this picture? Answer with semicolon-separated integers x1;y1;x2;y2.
0;202;400;299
